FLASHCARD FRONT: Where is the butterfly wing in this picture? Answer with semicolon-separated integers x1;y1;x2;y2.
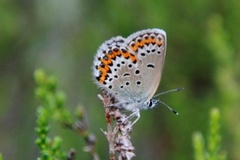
126;29;167;101
93;29;166;108
93;36;140;103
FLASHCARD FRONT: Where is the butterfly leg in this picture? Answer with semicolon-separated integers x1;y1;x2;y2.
126;109;140;126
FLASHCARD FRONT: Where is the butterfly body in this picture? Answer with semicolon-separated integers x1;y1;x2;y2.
93;28;166;114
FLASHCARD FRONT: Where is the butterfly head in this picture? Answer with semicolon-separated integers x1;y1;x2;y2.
144;99;159;109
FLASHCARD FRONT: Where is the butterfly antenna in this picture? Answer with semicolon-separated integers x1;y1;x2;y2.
158;100;179;115
153;87;184;98
154;87;184;115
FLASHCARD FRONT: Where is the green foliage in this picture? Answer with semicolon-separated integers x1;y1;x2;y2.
34;69;99;160
34;69;71;159
192;108;227;160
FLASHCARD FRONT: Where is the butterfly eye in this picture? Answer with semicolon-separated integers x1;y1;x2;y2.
146;100;152;108
147;99;159;109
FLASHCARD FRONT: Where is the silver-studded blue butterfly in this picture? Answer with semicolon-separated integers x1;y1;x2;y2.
93;28;168;124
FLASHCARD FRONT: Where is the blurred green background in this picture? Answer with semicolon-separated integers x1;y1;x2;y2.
0;0;239;159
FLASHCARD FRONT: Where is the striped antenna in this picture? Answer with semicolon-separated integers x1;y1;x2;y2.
154;87;184;115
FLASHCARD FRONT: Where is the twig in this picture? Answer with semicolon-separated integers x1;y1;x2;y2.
98;91;116;160
98;91;135;160
67;106;100;160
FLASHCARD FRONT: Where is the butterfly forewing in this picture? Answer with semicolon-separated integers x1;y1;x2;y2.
93;29;167;109
127;29;167;101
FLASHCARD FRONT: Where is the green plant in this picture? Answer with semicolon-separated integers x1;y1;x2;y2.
34;69;99;160
192;108;227;160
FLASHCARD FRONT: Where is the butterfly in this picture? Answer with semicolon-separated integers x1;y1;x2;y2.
93;28;168;124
